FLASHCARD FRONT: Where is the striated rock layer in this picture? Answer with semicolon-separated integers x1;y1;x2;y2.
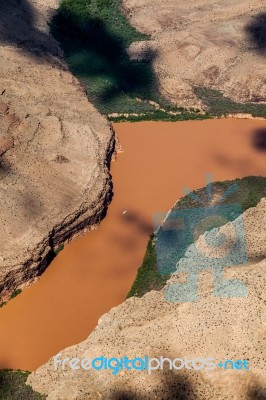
123;0;266;108
0;0;114;299
28;199;266;399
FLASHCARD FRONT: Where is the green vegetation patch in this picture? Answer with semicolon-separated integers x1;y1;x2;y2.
109;109;211;122
54;244;64;256
0;289;22;308
51;2;266;119
195;87;266;118
0;370;46;400
50;0;210;120
9;289;22;300
127;176;266;298
126;235;169;299
173;176;266;213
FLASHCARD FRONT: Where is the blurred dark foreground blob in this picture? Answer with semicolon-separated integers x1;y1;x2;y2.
252;128;266;151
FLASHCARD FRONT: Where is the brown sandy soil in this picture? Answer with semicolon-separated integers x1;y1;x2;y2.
0;119;265;371
123;0;266;108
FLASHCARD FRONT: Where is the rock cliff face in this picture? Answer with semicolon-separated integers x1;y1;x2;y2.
123;0;266;108
28;199;266;399
0;0;114;299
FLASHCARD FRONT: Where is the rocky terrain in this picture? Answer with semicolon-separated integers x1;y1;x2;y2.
0;0;114;299
123;0;266;108
28;198;266;399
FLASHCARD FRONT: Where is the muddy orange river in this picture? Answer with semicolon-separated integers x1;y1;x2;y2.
0;119;265;371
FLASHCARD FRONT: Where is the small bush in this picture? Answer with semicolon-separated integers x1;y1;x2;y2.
9;289;22;300
0;370;46;400
194;86;266;118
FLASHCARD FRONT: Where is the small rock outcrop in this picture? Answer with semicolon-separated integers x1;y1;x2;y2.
28;199;266;399
0;0;114;299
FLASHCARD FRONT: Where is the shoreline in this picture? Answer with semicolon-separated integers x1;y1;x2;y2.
0;118;265;371
0;127;115;303
109;113;266;123
1;114;264;301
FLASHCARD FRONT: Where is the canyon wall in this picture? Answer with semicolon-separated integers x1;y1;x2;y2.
28;198;266;399
0;0;114;299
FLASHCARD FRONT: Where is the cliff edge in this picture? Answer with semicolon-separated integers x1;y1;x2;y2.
0;0;113;299
28;198;266;399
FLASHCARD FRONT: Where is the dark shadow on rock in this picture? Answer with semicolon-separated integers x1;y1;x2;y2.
109;370;197;400
159;370;197;400
0;157;12;180
245;13;266;55
0;0;61;60
51;12;158;110
246;381;266;399
20;192;44;219
252;128;266;151
111;392;139;400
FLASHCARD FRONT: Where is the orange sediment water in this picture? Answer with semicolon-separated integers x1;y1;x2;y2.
0;119;265;371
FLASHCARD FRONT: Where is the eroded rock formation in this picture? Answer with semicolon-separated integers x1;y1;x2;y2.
123;0;266;108
28;199;266;399
0;0;114;299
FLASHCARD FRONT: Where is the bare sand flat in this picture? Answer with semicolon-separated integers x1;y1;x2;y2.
0;118;265;371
